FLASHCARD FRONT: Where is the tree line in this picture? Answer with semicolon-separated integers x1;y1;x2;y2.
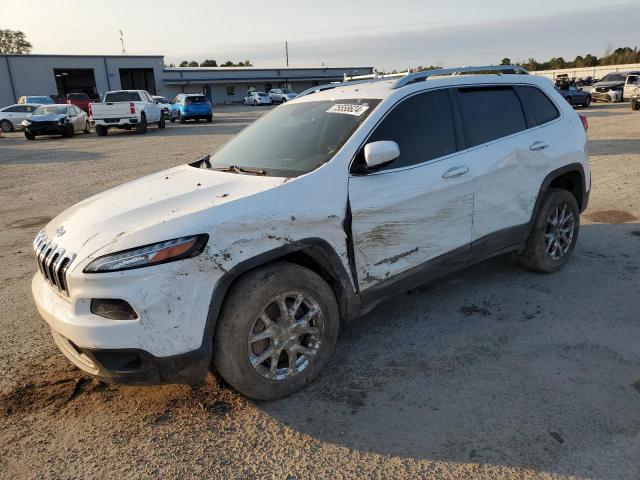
501;46;640;71
168;59;253;68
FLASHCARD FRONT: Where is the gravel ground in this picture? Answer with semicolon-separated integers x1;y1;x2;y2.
0;103;639;480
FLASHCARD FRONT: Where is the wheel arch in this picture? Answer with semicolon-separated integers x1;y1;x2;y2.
200;238;360;350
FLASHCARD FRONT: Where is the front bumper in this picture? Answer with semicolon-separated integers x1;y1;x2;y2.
24;123;65;135
92;117;139;127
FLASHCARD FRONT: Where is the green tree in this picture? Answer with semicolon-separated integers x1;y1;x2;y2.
500;57;511;65
222;60;234;67
200;59;218;67
188;60;198;67
179;60;189;67
0;29;32;54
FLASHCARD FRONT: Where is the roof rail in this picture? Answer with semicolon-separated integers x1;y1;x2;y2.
392;65;529;89
297;78;389;97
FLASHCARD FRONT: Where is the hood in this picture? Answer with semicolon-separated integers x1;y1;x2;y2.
29;113;67;122
593;80;624;88
43;164;285;259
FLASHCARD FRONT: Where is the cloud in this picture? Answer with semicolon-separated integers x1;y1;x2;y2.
171;3;640;70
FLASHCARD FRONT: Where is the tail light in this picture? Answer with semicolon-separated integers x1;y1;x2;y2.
130;102;136;114
579;114;588;131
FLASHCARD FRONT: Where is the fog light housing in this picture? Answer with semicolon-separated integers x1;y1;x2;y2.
90;298;138;320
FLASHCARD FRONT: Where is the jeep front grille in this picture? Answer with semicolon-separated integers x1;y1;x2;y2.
33;230;76;296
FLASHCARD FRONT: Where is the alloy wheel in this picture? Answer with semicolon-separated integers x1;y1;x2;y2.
247;292;324;381
544;203;575;260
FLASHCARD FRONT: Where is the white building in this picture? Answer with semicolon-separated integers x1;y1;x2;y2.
0;54;372;107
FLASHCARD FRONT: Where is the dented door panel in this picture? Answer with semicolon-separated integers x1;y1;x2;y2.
349;157;475;290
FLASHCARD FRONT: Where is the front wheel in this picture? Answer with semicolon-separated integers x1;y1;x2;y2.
214;263;339;400
157;114;165;129
206;115;212;123
179;113;186;124
517;188;580;273
583;96;591;108
62;124;74;138
24;131;35;140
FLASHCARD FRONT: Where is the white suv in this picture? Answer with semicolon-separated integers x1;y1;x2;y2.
32;66;590;400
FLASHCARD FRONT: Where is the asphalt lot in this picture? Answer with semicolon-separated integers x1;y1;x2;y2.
0;103;639;480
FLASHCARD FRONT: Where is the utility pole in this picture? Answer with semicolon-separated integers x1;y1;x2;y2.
285;41;289;67
119;30;127;55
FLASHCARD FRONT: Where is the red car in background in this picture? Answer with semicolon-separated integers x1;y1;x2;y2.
65;93;91;112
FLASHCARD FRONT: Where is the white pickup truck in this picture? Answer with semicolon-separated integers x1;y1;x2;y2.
90;90;165;136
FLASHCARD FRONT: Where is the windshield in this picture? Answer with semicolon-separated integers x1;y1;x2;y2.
34;105;67;115
104;91;141;102
599;73;626;82
199;98;380;177
281;88;294;94
185;96;207;104
29;96;54;104
256;92;268;96
155;97;168;103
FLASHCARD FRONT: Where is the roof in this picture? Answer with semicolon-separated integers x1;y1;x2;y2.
164;66;372;72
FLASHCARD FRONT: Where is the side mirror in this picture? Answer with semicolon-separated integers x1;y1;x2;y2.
364;141;400;168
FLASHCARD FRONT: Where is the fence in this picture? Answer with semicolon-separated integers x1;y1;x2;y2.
529;63;640;80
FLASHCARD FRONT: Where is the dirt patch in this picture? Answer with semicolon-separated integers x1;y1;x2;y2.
586;210;638;224
459;304;492;317
6;215;52;229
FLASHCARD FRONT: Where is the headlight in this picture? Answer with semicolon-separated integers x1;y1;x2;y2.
84;234;208;273
22;119;31;126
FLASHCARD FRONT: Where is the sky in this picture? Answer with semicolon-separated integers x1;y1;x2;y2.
1;0;638;70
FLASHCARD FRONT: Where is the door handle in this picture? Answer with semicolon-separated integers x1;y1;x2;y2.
529;141;549;151
442;166;469;179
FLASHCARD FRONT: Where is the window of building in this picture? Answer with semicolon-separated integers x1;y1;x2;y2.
226;86;236;96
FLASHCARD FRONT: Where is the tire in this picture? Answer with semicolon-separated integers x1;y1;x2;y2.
24;131;35;140
84;121;91;134
206;115;212;123
179;113;186;124
137;114;147;134
214;262;340;400
518;188;580;273
281;97;287;103
62;124;74;138
253;99;258;106
0;119;13;132
632;100;640;111
583;96;591;108
157;113;165;129
95;125;108;136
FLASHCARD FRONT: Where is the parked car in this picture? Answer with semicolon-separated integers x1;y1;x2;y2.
555;84;591;107
169;94;213;123
153;96;171;118
0;103;39;132
624;73;640;100
269;88;298;103
90;89;164;136
591;71;640;102
65;93;92;112
631;87;640;111
22;104;90;140
17;95;55;105
31;66;590;400
243;91;273;106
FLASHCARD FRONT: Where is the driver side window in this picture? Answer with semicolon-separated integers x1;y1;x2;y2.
363;89;458;171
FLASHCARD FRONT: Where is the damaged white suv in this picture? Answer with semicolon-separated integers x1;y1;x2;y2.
32;66;590;400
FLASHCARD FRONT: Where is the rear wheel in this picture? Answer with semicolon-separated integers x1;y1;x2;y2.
0;120;13;132
518;188;580;273
214;263;339;400
632;100;640;111
95;125;108;136
583;96;591;107
137;114;147;134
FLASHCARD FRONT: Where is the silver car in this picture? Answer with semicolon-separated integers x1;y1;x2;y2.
0;103;40;132
268;88;298;103
243;91;273;106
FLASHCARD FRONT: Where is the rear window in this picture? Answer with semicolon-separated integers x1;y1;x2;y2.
68;93;89;100
185;96;207;104
458;87;526;147
104;91;141;102
515;86;560;126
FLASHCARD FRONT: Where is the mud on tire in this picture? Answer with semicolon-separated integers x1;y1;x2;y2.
213;262;339;400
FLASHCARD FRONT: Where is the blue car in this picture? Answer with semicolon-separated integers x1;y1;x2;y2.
18;95;55;105
169;94;213;123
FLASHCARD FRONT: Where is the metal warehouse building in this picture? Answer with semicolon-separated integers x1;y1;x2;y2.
0;54;372;107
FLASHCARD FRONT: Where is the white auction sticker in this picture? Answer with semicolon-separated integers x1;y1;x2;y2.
327;104;370;116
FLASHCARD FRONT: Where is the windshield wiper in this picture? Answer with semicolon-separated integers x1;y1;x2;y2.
212;165;266;176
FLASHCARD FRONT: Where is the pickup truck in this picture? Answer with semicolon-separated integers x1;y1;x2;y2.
90;90;164;136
